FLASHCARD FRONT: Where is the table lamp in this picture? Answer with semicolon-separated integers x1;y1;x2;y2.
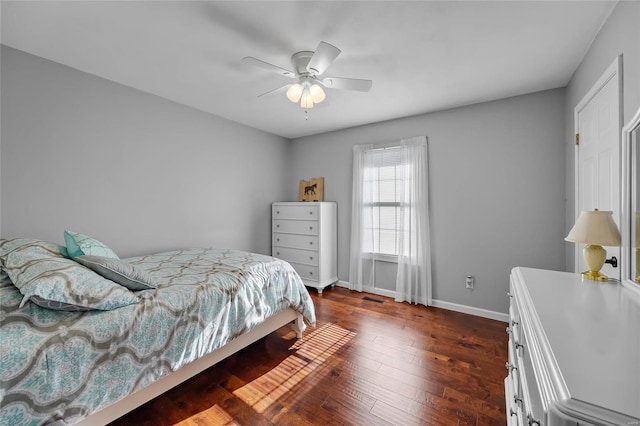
565;209;621;282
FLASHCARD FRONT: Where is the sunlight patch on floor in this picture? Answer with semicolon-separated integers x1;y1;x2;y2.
174;403;238;426
232;322;355;414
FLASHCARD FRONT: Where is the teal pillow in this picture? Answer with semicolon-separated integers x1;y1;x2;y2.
74;255;158;291
5;242;137;311
64;230;119;259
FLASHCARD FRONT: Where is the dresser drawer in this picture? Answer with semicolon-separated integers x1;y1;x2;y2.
273;204;319;220
508;306;521;350
290;263;319;282
507;336;520;395
273;233;318;250
273;219;318;235
514;327;544;426
272;247;318;266
505;376;525;426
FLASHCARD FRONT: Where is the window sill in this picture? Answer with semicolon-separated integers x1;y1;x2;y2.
364;253;398;263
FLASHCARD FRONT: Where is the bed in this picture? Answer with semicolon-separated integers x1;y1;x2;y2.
0;237;316;425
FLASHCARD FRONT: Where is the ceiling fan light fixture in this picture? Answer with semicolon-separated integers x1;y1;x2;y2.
300;88;314;109
286;83;303;103
309;84;326;104
244;41;372;111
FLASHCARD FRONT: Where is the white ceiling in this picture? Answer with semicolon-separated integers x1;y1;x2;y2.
1;1;616;139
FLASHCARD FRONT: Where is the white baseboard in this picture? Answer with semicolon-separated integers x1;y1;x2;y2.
430;299;508;322
334;280;508;322
362;285;396;299
337;280;350;288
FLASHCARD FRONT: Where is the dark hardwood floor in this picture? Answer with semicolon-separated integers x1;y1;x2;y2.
110;287;508;425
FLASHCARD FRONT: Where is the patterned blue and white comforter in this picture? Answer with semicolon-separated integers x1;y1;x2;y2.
0;248;315;425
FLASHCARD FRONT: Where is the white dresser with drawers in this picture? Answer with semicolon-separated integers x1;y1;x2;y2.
506;267;640;425
272;202;337;294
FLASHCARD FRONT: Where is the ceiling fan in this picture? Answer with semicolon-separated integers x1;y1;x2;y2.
242;41;373;108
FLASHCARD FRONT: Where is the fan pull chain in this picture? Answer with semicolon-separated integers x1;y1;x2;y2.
305;110;309;121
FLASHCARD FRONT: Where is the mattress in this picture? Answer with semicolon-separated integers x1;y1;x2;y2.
0;248;315;425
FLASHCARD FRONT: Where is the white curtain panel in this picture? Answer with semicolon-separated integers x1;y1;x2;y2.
348;143;375;292
348;137;431;305
395;136;431;306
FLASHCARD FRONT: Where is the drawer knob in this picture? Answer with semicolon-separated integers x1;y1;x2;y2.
309;211;313;215
309;271;313;276
276;211;280;214
309;226;313;230
277;238;280;242
276;252;280;255
310;242;313;245
528;415;541;426
310;256;313;260
277;224;280;228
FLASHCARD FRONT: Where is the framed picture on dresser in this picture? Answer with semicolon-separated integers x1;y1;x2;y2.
298;177;324;202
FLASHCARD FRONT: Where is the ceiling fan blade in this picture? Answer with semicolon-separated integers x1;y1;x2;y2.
306;42;341;76
242;57;296;78
321;77;373;92
257;84;291;98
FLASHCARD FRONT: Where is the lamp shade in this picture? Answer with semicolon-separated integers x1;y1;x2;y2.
565;210;621;246
309;84;326;103
300;88;314;109
286;84;303;103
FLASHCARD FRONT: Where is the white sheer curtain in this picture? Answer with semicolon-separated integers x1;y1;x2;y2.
395;136;431;306
348;144;375;292
348;137;431;306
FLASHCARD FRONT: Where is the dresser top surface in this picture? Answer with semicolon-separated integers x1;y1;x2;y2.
272;201;336;205
513;267;640;420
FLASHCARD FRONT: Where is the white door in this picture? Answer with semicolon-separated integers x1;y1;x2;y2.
575;57;621;279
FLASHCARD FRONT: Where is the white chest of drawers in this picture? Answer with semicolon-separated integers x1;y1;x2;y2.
506;267;640;426
272;202;337;294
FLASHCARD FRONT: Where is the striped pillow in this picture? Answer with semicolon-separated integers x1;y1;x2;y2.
5;241;138;311
75;255;158;291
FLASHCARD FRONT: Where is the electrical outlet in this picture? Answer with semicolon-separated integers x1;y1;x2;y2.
465;275;474;289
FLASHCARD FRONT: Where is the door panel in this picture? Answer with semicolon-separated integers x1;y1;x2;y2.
576;59;621;279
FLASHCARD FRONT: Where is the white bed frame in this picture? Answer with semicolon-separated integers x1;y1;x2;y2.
76;309;306;425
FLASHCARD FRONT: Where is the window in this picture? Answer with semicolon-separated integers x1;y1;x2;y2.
362;146;407;259
349;137;430;304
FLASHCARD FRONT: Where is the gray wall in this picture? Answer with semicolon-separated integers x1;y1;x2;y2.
1;46;291;257
7;0;637;315
564;0;640;271
290;89;566;314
